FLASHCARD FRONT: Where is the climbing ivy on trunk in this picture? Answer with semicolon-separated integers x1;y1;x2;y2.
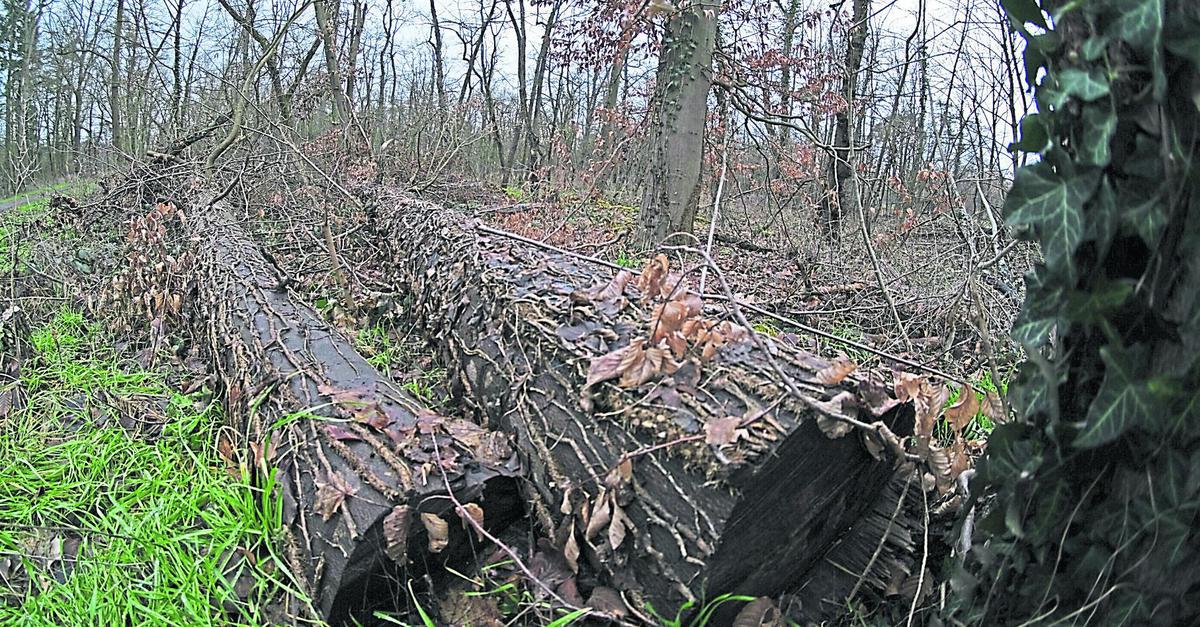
952;0;1200;623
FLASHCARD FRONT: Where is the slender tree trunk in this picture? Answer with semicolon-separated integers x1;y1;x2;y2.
819;0;869;244
428;0;447;110
171;0;183;131
314;0;349;121
640;0;718;245
110;0;125;153
344;0;366;109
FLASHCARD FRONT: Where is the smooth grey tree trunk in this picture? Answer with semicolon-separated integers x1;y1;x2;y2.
640;1;718;246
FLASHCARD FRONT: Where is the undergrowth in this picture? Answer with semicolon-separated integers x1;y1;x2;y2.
0;307;299;625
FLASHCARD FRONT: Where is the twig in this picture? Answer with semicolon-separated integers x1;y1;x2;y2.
851;166;912;352
906;479;930;627
699;129;731;293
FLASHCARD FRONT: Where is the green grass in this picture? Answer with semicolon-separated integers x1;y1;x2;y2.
613;250;641;269
827;324;872;364
502;184;526;202
0;180;91;207
0;307;299;625
356;324;398;373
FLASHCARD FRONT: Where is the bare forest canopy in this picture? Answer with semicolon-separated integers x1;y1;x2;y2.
3;0;1025;208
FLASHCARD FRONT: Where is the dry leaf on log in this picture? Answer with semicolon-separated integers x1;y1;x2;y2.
813;390;859;439
421;513;450;553
705;416;744;446
563;529;581;573
585;492;613;542
586;341;679;389
580;270;632;316
609;503;630;550
585;586;628;618
458;503;485;541
315;471;357;521
733;597;782;627
383;505;410;564
815;358;857;385
637;254;671;301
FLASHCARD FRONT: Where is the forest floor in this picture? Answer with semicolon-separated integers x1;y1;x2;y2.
0;177;1019;626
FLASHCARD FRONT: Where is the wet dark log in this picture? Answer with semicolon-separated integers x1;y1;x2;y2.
378;195;918;619
187;203;522;625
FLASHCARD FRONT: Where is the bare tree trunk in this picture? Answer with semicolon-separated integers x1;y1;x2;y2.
819;0;869;244
314;0;349;121
428;0;447;110
640;0;718;245
344;0;366;109
109;0;125;153
171;0;183;131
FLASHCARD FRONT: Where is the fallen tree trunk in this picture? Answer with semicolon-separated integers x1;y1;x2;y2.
186;203;522;624
378;195;919;619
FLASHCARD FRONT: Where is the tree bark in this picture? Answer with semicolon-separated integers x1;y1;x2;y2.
640;1;718;245
314;0;350;122
109;0;125;154
428;0;447;110
378;195;918;619
820;0;869;244
187;204;522;625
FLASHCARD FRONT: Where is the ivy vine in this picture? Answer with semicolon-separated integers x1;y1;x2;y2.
947;0;1200;623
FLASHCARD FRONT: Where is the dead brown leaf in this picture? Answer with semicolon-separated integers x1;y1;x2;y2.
587;270;632;305
814;390;858;438
585;492;612;542
458;503;485;541
705;416;743;446
945;385;980;432
383;505;410;564
314;471;356;521
637;254;670;301
421;513;450;553
650;300;690;344
733;597;782;627
563;528;581;573
609;503;629;550
981;390;1006;422
815;358;857;385
586;586;628;618
586;343;636;387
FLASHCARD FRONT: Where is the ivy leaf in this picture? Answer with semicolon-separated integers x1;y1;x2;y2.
1078;103;1116;166
1065;280;1134;324
1011;114;1048;153
1116;181;1167;247
1085;177;1120;258
1074;345;1157;448
1109;0;1162;48
1004;163;1099;274
1164;12;1200;68
1043;68;1110;109
1109;0;1165;98
1081;35;1110;61
1001;0;1047;29
1011;313;1057;347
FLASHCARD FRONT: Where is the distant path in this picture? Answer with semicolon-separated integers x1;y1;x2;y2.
0;180;69;217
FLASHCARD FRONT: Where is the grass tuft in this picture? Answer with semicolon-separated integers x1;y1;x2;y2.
0;307;297;626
